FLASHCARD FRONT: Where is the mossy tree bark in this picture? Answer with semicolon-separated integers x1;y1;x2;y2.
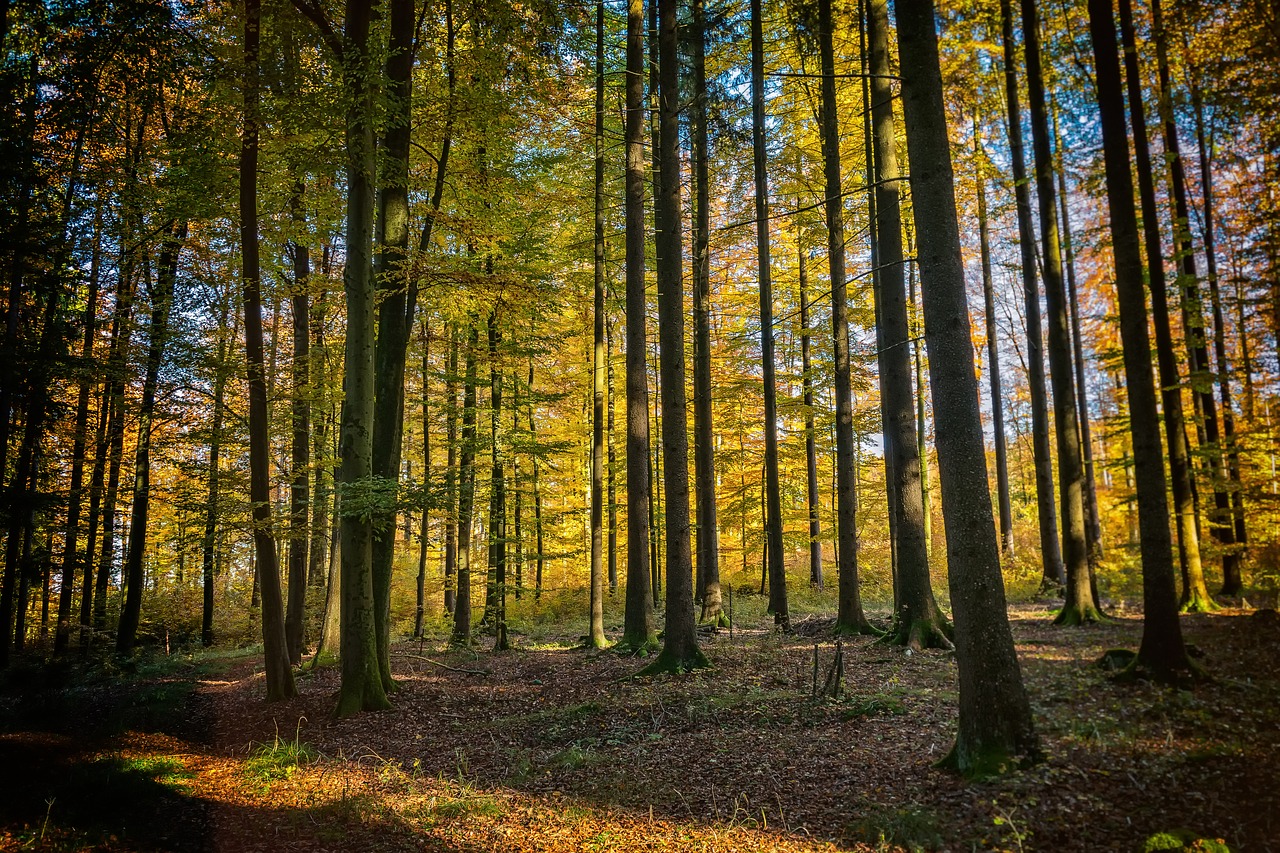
1116;0;1214;615
894;0;1039;775
620;0;655;652
1085;0;1201;685
589;0;607;649
868;0;950;650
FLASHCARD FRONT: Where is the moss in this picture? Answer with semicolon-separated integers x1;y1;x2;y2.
1054;602;1107;626
635;645;710;676
833;617;882;638
1179;593;1220;614
881;615;954;651
935;738;1027;780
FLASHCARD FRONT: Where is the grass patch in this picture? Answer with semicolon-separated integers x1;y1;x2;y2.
839;694;906;720
244;724;316;786
846;804;945;852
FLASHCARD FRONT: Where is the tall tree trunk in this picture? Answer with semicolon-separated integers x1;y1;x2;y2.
910;258;932;558
643;0;706;674
241;0;295;702
798;231;822;589
201;315;232;648
414;318;429;637
751;0;786;628
895;0;1039;775
80;385;108;648
1019;0;1093;625
529;364;545;602
452;324;478;644
512;374;523;599
55;217;102;654
285;190;311;664
118;222;187;654
607;317;618;595
825;0;871;635
588;0;607;649
334;0;388;715
621;0;655;650
869;0;949;649
999;0;1063;589
691;0;721;624
487;313;509;651
1150;0;1238;595
1116;0;1213;613
308;296;331;595
975;134;1015;560
1085;0;1198;683
444;328;458;614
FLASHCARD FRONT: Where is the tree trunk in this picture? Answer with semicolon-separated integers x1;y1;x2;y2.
869;0;950;649
79;384;108;648
201;315;231;648
529;364;545;602
799;232;822;589
691;0;721;625
999;0;1063;589
284;187;311;664
118;222;186;654
825;0;871;635
589;0;607;649
487;313;509;651
414;318;429;638
895;0;1039;775
444;329;458;614
1085;0;1199;684
642;0;706;674
1019;0;1094;625
607;318;618;595
334;0;388;715
975;133;1014;560
1116;0;1213;614
910;259;932;559
620;0;655;650
452;324;479;644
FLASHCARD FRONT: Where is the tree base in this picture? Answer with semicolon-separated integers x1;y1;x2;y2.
833;616;882;638
881;615;954;652
935;738;1030;779
1180;592;1220;614
332;683;392;719
614;636;658;656
1054;602;1106;626
1116;652;1208;687
635;645;710;677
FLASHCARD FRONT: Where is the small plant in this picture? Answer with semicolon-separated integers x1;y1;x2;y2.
244;719;316;785
846;804;944;853
840;694;906;720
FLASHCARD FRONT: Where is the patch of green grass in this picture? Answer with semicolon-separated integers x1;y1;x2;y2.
550;743;600;770
846;805;945;853
244;724;317;786
839;694;906;720
419;794;505;822
118;756;195;791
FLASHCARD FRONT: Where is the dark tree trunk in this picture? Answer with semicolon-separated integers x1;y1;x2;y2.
1019;0;1094;625
80;384;108;648
118;222;186;654
414;318;429;638
606;318;617;595
895;0;1039;775
691;0;721;624
487;313;509;651
1085;0;1199;684
285;190;311;664
201;317;231;648
1116;0;1213;613
620;0;655;650
589;0;607;649
452;324;479;645
869;0;950;650
529;364;545;602
642;0;707;674
444;329;458;614
999;0;1063;589
798;233;822;589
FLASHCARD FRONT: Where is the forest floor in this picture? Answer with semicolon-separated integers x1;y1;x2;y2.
1;600;1278;852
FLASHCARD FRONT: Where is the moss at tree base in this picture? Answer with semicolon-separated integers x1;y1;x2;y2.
635;645;710;677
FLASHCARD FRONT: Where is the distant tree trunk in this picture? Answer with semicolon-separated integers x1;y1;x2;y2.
201;319;231;648
825;0;871;635
1150;0;1237;596
512;375;523;599
55;218;102;654
691;0;722;625
118;222;187;654
487;313;509;652
241;0;295;702
607;319;618;595
1052;102;1103;561
79;385;108;648
588;0;607;649
452;324;479;644
414;318;429;638
1116;0;1213;613
974;135;1014;560
621;0;655;650
334;0;389;715
895;0;1039;774
643;0;706;674
444;329;458;614
308;295;331;593
528;363;546;602
909;259;932;558
1019;0;1094;625
999;0;1063;589
869;0;949;650
285;192;311;664
1085;0;1199;684
798;233;822;589
751;0;786;628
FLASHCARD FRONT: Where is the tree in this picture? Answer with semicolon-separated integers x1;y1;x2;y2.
797;229;822;589
589;0;607;650
452;323;479;645
894;0;1039;775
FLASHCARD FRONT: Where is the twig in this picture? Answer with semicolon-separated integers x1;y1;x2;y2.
398;654;491;676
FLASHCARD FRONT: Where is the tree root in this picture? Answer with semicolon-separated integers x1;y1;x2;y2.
635;646;710;677
1054;602;1106;626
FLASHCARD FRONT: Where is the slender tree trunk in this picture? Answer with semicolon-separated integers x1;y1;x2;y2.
691;0;721;624
487;313;509;651
588;0;607;649
751;0;786;628
529;364;545;602
118;222;186;654
201;319;231;648
910;258;932;559
285;192;311;664
1116;0;1213;613
799;233;822;589
999;0;1063;589
870;0;949;649
55;219;101;654
512;374;523;599
607;318;618;595
444;329;458;614
895;0;1039;775
825;0;871;635
79;384;108;648
1085;0;1198;683
1149;0;1237;596
621;0;655;649
414;318;429;638
452;324;478;644
975;134;1014;560
643;0;706;674
308;291;331;593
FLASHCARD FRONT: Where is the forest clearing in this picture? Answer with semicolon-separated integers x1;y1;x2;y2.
2;599;1278;852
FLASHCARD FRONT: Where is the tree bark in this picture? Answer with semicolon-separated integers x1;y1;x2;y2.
444;328;458;614
201;314;232;648
798;233;822;589
414;318;429;637
285;190;311;664
452;324;479;644
589;0;607;649
488;313;509;651
895;0;1039;775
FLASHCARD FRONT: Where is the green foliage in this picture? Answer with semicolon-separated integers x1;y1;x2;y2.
1143;830;1232;852
244;722;316;786
839;694;906;720
846;804;944;853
